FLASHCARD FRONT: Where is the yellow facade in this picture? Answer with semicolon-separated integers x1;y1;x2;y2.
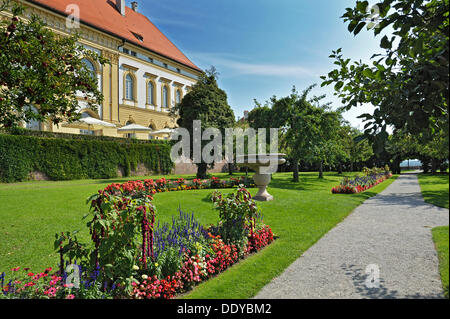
3;1;201;140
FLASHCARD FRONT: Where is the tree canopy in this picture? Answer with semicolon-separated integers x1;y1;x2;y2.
249;85;363;180
0;0;107;128
321;0;449;146
173;67;235;178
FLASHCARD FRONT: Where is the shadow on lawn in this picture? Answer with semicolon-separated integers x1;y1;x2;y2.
421;190;450;209
419;173;449;185
269;173;345;192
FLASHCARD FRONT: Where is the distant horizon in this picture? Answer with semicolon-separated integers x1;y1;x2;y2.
400;159;422;167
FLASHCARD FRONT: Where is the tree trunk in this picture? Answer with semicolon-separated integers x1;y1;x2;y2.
318;161;324;179
196;162;208;179
338;162;343;174
228;162;233;176
392;158;401;174
422;159;429;173
292;160;299;182
431;159;438;175
350;161;354;172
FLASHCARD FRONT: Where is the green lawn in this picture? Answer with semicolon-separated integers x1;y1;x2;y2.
417;173;449;298
0;172;398;298
432;226;449;298
417;173;449;209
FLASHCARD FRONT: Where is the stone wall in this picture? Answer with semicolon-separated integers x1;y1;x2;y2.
173;159;231;175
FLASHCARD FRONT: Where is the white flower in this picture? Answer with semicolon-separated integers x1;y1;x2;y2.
142;274;148;280
132;265;139;271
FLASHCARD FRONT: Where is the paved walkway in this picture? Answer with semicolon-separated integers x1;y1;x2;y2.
255;173;449;299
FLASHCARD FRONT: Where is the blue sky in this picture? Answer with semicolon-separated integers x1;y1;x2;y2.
135;0;386;130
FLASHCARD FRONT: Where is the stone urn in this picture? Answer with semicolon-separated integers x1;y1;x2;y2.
236;153;286;201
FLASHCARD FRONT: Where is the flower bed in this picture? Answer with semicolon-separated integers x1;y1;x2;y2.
1;177;272;300
107;175;255;194
331;167;392;194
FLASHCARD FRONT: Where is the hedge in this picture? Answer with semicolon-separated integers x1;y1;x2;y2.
0;133;174;183
0;127;169;144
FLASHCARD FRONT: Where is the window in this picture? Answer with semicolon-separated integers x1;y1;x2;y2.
176;68;181;73
162;85;169;108
176;89;181;104
147;81;155;105
82;58;96;79
148;57;154;63
132;32;144;42
80;129;95;135
81;112;91;118
123;48;130;54
130;51;137;57
125;74;134;100
163;63;168;69
80;111;95;135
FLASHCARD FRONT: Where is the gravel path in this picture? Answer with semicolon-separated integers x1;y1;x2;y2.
255;173;449;299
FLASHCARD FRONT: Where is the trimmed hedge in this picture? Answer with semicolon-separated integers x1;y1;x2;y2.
0;133;174;182
0;127;169;144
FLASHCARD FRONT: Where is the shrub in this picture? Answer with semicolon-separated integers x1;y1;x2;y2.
209;187;260;252
0;133;173;182
0;127;168;144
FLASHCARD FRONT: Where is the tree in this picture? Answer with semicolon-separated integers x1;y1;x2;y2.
414;130;448;173
304;109;344;179
385;128;448;174
333;124;353;174
247;97;277;129
385;130;418;173
347;127;374;172
0;0;107;128
174;67;235;179
269;85;343;180
321;0;449;147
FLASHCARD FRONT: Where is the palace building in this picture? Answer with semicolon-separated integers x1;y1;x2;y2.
3;0;202;139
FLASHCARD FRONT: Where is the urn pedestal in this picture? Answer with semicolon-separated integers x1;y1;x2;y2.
236;153;286;201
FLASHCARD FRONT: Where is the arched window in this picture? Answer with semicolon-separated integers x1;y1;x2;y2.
82;58;96;79
147;81;155;105
176;89;182;104
162;85;169;108
125;74;134;100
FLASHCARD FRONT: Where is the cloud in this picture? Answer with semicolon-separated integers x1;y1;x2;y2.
189;52;318;78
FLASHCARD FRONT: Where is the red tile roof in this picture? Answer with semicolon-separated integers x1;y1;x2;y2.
26;0;201;71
